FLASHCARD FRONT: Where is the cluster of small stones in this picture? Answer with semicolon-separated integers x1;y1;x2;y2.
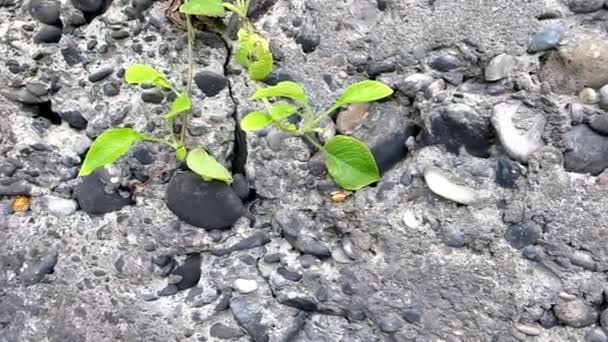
2;0;608;341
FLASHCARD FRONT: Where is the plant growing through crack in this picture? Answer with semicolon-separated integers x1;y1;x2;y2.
79;1;233;184
204;0;394;190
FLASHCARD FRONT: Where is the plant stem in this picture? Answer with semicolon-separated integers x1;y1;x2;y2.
143;136;178;149
303;133;324;152
179;12;195;147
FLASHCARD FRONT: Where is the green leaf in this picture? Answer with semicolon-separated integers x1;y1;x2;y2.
235;29;273;81
125;64;173;90
187;148;233;183
180;0;225;16
323;135;380;190
79;128;144;176
250;81;308;106
165;93;191;119
175;146;187;160
240;111;272;131
330;80;393;111
222;2;242;16
269;103;298;120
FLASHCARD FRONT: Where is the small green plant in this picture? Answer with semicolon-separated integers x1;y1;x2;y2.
79;0;233;183
213;0;393;190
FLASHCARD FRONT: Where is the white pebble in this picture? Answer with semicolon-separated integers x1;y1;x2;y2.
423;168;477;205
232;278;258;294
492;102;544;162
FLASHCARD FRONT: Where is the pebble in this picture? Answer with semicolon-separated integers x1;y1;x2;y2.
579;88;599;104
586;328;608;342
263;70;293;86
229;296;269;342
514;323;542;336
504;222;542;249
401;306;422;324
528;23;564;53
295;26;320;53
166;172;244;230
20;252;58;285
492;102;544;162
370;124;418;174
29;0;61;26
88;66;114;83
0;180;32;196
599;84;608;111
485;53;517;81
141;88;164;104
567;0;604;13
103;81;120;97
60;110;88;130
554;300;598;328
335;103;370;135
263;253;282;263
430;53;461;72
570;250;596;270
194;71;227;97
277;267;302;282
441;224;465;248
423;168;477;205
209;323;245;340
564;125;608;175
495;156;518;188
75;171;132;215
539;309;559;329
376;314;405;333
110;30;130;40
61;43;83;66
45;195;78;217
158;284;178;296
172;254;202;291
300;254;317;268
34;25;62;44
286;235;331;258
226;232;271;253
232;278;258;294
71;0;104;13
398;73;433;97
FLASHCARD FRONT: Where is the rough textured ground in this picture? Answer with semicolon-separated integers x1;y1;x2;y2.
3;0;608;341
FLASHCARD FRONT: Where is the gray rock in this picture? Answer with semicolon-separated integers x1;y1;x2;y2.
45;195;78;217
59;110;87;130
166;172;244;230
34;25;62;44
277;267;302;282
522;245;544;261
441;224;465;248
570;250;595;270
88;66;114;83
209;323;245;340
554;300;598;328
504;222;542;249
29;0;61;26
0;181;32;196
398;73;433;97
430;53;461;72
600;308;608;332
485;53;517;81
141;89;164;104
539;309;559;329
586;328;608;342
71;0;103;13
599;84;608;111
375;313;405;333
564;125;608;175
20;252;58;285
230;296;269;342
75;171;132;215
567;0;604;13
528;23;564;53
286;235;331;258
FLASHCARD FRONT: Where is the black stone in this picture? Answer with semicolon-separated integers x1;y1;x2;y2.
29;0;61;26
564;125;608;175
230;296;269;342
280;296;318;312
504;222;542;250
110;29;130;40
367;61;397;77
286;236;331;258
495;156;517;188
263;253;281;263
166;172;244;230
133;147;153;165
34;25;62;43
277;267;302;282
194;71;227;97
295;27;320;53
430;54;461;72
88;66;114;82
231;173;250;199
20;252;58;285
75;171;132;215
141;88;164;104
377;0;388;10
60;110;87;130
172;254;201;291
158;284;178;296
263;70;293;86
229;232;271;253
103;81;120;97
71;0;103;13
371;125;419;174
61;44;83;66
215;287;232;312
209;323;245;340
401;306;422;324
0;181;32;196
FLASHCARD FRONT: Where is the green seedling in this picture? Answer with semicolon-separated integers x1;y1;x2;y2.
79;0;234;183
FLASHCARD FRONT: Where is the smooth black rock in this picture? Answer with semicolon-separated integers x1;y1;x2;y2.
141;89;164;104
103;81;120;97
371;125;419;174
425;104;492;157
295;27;320;53
75;171;132;215
229;232;271;252
230;296;269;342
133;146;153;165
210;323;245;340
172;254;201;291
194;71;227;97
367;61;397;77
20;252;58;285
280;296;319;312
286;236;331;258
29;0;61;26
71;0;103;13
430;54;461;72
60;110;87;130
110;29;130;40
263;70;293;86
495;156;518;188
166;172;244;230
0;181;32;196
263;253;282;263
88;66;114;82
34;25;62;43
277;267;302;282
564;125;608;175
504;222;542;250
231;173;250;199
